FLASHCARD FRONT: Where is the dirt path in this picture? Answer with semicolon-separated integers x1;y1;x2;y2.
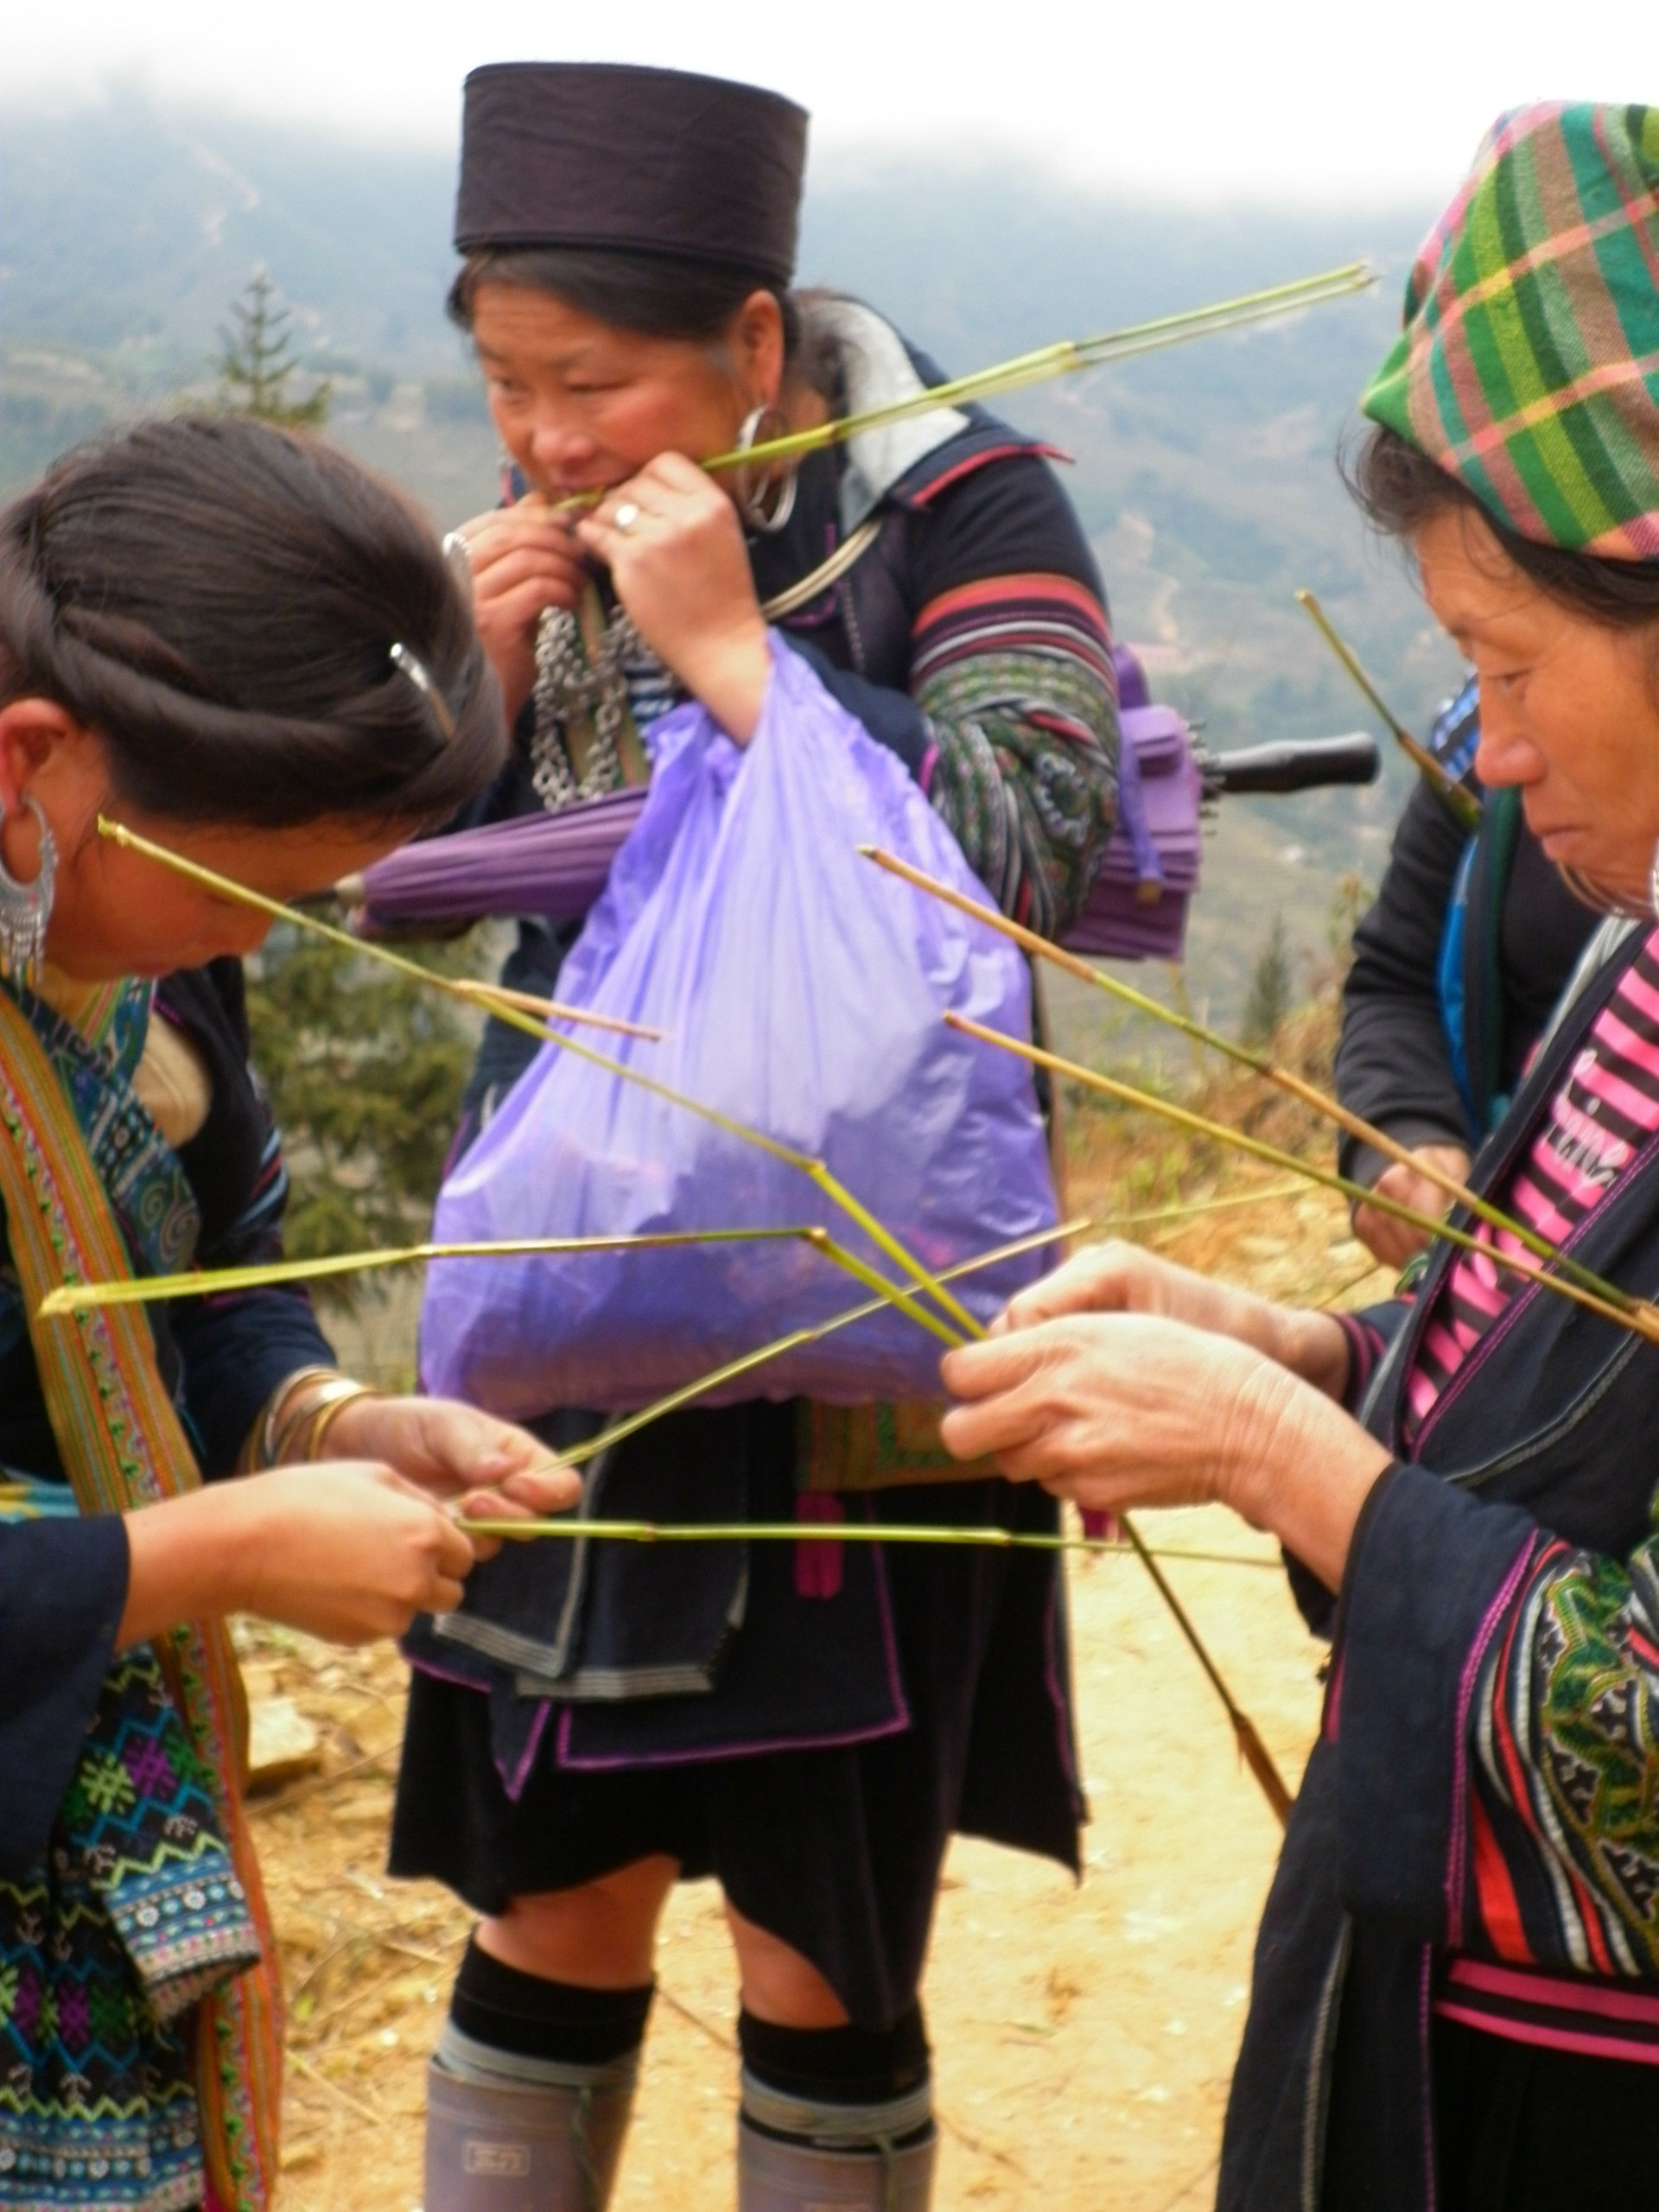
253;1510;1327;2211
256;1158;1388;2208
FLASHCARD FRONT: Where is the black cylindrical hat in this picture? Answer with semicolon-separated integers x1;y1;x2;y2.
454;62;809;283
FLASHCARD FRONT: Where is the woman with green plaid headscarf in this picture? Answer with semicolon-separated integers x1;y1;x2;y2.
938;103;1659;2210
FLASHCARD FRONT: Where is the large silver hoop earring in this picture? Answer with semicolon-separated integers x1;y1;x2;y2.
0;797;57;985
733;404;799;537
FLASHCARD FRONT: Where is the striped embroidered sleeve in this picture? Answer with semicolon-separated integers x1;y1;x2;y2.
909;573;1119;941
1459;1494;1659;1975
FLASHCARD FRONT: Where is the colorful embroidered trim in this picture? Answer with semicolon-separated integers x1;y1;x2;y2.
911;572;1119;938
0;986;283;2209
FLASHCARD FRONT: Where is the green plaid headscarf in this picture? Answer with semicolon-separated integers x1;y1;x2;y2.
1362;102;1659;561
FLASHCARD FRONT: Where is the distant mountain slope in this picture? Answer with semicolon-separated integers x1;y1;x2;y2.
1;92;461;369
1;94;1465;1025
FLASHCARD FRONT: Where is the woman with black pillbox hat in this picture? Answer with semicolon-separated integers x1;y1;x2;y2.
393;60;1122;2212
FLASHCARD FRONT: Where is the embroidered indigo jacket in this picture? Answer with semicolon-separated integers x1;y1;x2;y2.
1223;928;1659;2208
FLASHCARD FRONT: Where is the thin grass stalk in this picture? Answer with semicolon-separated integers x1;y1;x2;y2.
99;817;976;1334
450;979;662;1041
812;1234;972;1349
456;1512;1293;1821
865;848;1659;1338
37;1225;832;1317
506;1219;1087;1478
104;822;660;1040
810;1174;980;1338
460;1516;1224;1552
583;264;1372;498
947;1014;1659;1344
1099;1182;1309;1228
1109;1516;1293;1822
1294;590;1480;830
458;1518;1286;1577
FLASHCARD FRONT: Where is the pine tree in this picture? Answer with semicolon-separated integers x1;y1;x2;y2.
215;270;331;426
242;928;481;1306
1241;912;1294;1048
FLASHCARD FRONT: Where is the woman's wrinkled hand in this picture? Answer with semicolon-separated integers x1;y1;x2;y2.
577;454;772;741
450;499;588;721
324;1394;580;1529
942;1313;1302;1513
938;1314;1390;1589
991;1239;1351;1398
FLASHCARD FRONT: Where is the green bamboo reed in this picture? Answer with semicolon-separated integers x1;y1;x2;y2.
475;1210;1294;1822
553;264;1373;510
37;1183;1319;1319
1295;590;1481;830
450;1504;1293;1821
40;1227;960;1348
102;823;1294;1818
947;1013;1659;1344
38;1225;833;1318
461;1516;1212;1554
1098;1183;1309;1229
865;848;1659;1343
99;817;976;1338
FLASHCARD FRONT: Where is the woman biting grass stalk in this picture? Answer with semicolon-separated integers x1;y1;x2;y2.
387;57;1141;2212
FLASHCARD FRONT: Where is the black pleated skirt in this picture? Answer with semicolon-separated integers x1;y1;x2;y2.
390;1452;1084;2030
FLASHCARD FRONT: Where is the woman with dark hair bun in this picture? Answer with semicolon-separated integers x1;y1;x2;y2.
0;413;578;2212
940;103;1659;2210
392;60;1120;2212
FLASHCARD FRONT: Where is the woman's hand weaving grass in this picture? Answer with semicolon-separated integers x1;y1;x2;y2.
324;1389;580;1525
944;1242;1391;1590
118;1462;486;1650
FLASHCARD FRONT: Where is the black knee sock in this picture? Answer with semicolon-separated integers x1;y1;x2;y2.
450;1936;653;2067
739;2002;932;2145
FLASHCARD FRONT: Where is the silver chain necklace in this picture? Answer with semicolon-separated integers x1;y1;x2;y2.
529;602;649;810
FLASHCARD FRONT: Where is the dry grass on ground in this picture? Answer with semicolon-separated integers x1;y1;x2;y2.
252;996;1393;2209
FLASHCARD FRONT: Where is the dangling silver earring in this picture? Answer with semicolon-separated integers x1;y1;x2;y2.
733;404;799;536
0;797;57;984
1649;836;1659;923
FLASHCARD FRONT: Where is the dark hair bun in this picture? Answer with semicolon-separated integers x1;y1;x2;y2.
0;415;505;828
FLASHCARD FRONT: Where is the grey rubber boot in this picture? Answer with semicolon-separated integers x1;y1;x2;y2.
735;2075;938;2212
423;2034;637;2212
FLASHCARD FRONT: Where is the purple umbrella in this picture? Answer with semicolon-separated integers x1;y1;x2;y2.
357;649;1203;961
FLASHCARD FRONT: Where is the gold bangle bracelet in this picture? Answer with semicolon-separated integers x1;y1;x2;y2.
302;1381;385;1461
258;1365;342;1468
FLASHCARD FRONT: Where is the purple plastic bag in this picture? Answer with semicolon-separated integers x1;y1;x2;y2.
358;638;1205;959
420;640;1058;1417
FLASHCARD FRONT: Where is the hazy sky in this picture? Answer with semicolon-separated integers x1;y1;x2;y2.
10;1;1656;204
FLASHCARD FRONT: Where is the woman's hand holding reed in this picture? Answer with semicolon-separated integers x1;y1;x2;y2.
990;1238;1353;1399
451;497;588;720
942;1268;1391;1591
580;452;772;741
118;1464;486;1651
323;1392;581;1527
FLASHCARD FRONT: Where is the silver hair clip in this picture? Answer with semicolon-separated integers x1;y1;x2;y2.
390;641;457;741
